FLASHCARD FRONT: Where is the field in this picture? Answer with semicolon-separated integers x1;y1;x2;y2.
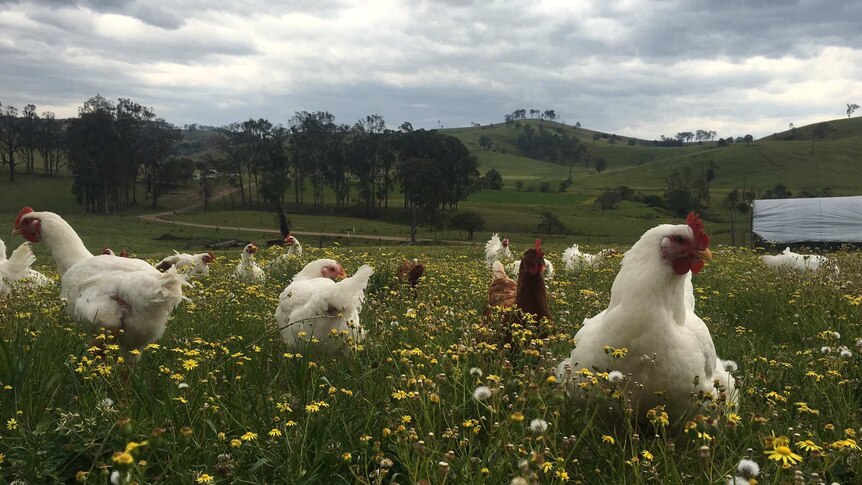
1;241;861;484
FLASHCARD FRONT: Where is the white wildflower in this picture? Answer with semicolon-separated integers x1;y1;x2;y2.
833;331;841;339
608;371;624;382
723;360;738;372
840;348;852;358
529;418;549;433
178;382;190;389
472;385;492;401
737;459;760;477
821;346;832;354
98;397;114;410
511;478;529;485
469;367;483;377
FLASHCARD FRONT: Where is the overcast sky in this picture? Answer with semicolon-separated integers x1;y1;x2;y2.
1;0;860;139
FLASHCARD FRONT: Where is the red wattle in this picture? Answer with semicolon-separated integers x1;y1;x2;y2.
690;259;705;274
672;257;692;275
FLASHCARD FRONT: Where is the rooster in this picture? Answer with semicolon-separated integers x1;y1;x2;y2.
562;245;618;272
761;247;834;273
505;257;555;281
155;251;214;277
284;233;303;257
396;258;426;288
484;233;513;268
483;240;553;349
275;259;373;354
234;243;265;284
12;207;187;355
556;213;736;425
0;239;38;297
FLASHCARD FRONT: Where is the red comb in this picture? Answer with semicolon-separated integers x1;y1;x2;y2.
686;212;710;250
534;239;544;258
14;207;33;228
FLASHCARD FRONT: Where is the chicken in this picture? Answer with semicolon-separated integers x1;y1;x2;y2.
556;213;736;425
155;251;214;277
0;237;52;294
102;247;130;257
0;240;38;297
12;207;187;355
483;240;553;348
284;233;303;257
761;247;834;273
484;233;513;268
234;243;265;284
505;257;555;281
397;258;426;288
562;245;618;271
275;259;373;354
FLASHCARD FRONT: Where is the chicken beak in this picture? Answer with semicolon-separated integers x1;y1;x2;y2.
11;228;21;236
689;247;713;262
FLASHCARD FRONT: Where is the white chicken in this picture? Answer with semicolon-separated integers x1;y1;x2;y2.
155;251;214;277
505;258;555;281
234;243;265;284
275;259;373;354
761;247;834;273
485;233;513;268
12;207;187;354
283;233;303;257
0;238;52;293
556;213;736;425
562;244;618;271
0;240;38;297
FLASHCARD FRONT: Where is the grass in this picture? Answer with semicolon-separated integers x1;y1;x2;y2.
1;243;861;483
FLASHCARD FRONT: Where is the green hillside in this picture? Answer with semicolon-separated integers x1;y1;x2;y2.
2;116;860;250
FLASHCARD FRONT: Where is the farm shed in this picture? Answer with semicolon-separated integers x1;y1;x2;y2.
752;195;862;243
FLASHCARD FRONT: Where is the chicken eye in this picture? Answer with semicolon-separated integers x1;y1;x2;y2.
674;236;685;244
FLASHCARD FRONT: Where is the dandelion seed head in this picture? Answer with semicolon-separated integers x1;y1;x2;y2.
472;386;492;401
469;367;483;377
821;346;832;354
833;331;841;339
529;418;549;433
840;349;852;358
608;371;624;382
737;459;760;477
723;360;738;372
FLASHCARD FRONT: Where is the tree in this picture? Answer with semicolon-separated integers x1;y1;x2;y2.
514;181;524;192
530;109;539;119
537;212;566;234
67;95;121;213
399;121;414;133
847;103;859;118
478;134;492;150
198;156;217;212
725;189;739;246
0;103;21;182
36;111;66;176
594;157;608;173
543;110;556;121
446;212;482;240
20;104;38;174
596;190;622;211
743;134;753;145
485;168;503;189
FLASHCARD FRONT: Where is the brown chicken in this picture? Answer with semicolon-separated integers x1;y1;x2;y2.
483;240;553;349
397;258;426;288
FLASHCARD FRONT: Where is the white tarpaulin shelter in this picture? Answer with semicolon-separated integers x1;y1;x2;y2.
752;196;862;243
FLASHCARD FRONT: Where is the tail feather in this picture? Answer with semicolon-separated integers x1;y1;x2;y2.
492;260;508;280
323;264;374;311
0;242;36;282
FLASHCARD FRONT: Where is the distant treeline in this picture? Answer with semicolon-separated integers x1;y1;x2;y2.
0;97;482;222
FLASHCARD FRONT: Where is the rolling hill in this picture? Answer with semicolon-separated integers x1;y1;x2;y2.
2;116;860;250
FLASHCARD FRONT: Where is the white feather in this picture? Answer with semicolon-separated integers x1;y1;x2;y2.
276;261;373;354
761;247;834;273
557;223;736;424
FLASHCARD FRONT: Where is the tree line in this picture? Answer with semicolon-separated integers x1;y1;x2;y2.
1;97;482;234
0;102;67;182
